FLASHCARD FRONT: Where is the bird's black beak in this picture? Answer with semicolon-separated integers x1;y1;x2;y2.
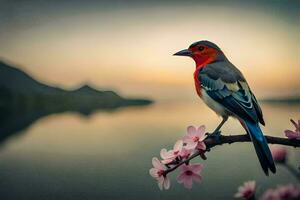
173;49;192;57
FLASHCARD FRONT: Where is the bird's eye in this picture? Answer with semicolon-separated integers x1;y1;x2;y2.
198;46;205;51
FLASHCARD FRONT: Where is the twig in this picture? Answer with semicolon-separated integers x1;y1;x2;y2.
163;134;300;176
205;134;300;149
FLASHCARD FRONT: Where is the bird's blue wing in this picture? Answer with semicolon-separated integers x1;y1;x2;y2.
199;62;272;175
199;66;261;123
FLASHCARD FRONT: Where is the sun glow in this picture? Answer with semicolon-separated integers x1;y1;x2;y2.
0;4;299;100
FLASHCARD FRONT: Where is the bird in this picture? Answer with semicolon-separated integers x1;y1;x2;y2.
173;40;276;175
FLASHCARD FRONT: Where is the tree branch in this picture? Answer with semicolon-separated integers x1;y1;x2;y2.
205;134;300;149
163;134;300;176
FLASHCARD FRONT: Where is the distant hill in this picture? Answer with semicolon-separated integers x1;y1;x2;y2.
0;61;152;114
0;61;153;144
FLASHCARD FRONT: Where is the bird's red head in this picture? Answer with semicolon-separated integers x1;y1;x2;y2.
174;40;226;68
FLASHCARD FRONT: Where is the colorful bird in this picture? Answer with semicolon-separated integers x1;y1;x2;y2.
173;40;276;175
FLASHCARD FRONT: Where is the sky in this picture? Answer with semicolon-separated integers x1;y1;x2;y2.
0;0;299;101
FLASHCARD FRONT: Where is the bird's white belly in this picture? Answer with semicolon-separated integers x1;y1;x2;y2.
201;89;229;118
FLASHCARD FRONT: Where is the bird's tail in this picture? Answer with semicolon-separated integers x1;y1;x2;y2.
243;120;276;175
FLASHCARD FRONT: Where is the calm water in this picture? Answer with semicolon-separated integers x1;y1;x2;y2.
0;101;299;200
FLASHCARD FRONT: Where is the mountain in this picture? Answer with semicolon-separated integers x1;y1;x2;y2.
0;61;152;144
0;61;152;114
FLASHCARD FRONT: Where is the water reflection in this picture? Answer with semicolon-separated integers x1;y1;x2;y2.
0;101;299;200
0;104;151;147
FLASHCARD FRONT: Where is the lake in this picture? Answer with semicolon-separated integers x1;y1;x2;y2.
0;101;299;200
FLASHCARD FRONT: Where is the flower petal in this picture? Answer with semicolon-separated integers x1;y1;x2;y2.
152;157;164;170
157;177;164;190
197;125;205;135
199;133;207;142
285;130;300;139
183;176;193;189
163;176;170;190
192;174;202;183
196;142;206;150
247;181;256;190
184;139;198;150
161;159;173;165
196;126;207;141
177;173;186;183
179;164;190;173
174;140;183;152
182;135;190;141
234;181;256;199
234;192;242;198
187;126;197;136
271;146;287;162
160;149;173;159
190;163;204;173
180;148;192;158
149;168;159;178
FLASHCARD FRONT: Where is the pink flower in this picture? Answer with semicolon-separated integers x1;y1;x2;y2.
149;157;170;190
183;125;207;150
177;163;203;189
234;181;256;199
276;184;300;199
285;119;300;139
260;188;280;200
260;184;300;200
160;140;183;164
270;146;287;163
179;148;193;159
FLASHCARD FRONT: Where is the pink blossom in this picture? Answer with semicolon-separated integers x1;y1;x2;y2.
270;146;287;163
234;181;256;199
177;163;203;189
183;125;207;150
179;148;193;159
285;119;300;139
260;184;300;200
160;140;183;164
260;188;280;200
149;157;170;190
277;184;300;199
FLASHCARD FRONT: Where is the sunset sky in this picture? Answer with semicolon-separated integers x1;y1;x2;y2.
0;0;299;101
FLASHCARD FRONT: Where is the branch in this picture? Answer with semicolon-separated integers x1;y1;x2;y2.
205;134;300;149
163;134;300;176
